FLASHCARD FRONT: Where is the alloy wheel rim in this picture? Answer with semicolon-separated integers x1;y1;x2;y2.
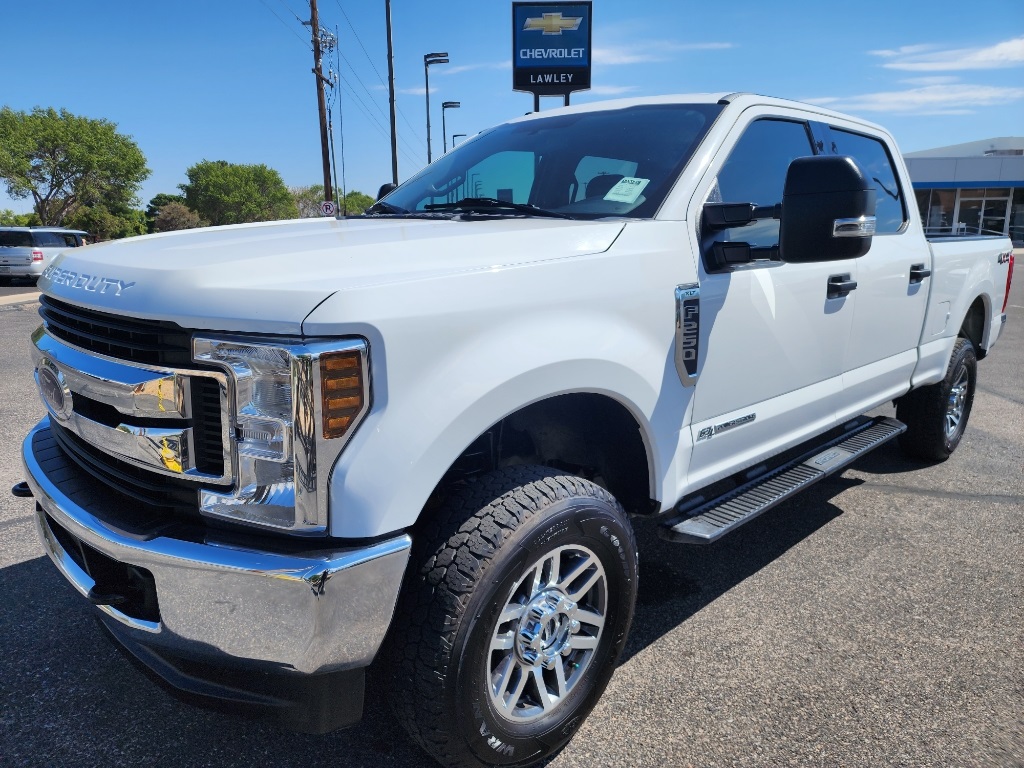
945;361;969;439
487;544;607;723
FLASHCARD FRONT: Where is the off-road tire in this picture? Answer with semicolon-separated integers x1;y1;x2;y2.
897;336;977;461
385;465;638;768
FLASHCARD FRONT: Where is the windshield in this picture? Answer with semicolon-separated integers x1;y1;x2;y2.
378;103;723;220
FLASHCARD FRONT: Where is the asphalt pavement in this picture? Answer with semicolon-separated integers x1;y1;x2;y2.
1;271;1021;767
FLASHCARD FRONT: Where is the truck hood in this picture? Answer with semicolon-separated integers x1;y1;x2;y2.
38;216;625;335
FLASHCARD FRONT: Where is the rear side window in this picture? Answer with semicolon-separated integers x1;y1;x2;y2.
0;231;33;247
33;231;69;247
828;128;907;233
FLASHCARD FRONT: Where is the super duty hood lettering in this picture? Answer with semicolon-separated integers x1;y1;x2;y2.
41;265;135;296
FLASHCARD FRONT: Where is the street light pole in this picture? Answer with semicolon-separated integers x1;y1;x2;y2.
452;133;467;147
424;52;449;164
442;101;460;153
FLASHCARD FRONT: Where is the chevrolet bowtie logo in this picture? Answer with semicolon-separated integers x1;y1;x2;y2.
523;12;582;35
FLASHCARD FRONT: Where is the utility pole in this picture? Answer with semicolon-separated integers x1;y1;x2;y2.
306;0;334;202
385;0;399;185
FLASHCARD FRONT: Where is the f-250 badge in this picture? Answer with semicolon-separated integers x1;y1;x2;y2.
675;284;700;385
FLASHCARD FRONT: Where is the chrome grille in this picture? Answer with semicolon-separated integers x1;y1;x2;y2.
33;301;233;515
39;295;195;366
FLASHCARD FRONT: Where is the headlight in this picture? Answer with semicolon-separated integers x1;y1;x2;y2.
193;336;370;534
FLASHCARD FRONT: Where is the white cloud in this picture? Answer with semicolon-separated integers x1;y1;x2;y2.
588;85;641;95
594;41;733;65
868;44;936;58
673;42;735;51
806;84;1024;115
437;61;510;76
899;76;961;86
870;35;1024;71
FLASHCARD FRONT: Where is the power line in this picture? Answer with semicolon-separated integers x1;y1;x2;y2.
334;49;424;162
257;0;312;50
330;0;428;153
335;74;420;169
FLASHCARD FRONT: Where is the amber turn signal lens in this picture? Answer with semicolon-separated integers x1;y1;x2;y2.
320;351;365;439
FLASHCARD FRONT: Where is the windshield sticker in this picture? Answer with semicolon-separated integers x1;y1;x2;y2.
603;177;650;204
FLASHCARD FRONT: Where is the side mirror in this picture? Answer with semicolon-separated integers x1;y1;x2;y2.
376;183;398;201
780;156;876;263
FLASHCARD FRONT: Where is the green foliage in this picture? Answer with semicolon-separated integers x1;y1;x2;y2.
154;201;205;232
341;191;374;216
145;192;186;232
0;209;37;226
180;160;298;226
0;106;149;226
291;185;374;218
291;184;325;218
66;204;147;241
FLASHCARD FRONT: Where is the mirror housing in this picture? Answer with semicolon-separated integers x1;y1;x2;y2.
376;182;398;201
780;156;876;263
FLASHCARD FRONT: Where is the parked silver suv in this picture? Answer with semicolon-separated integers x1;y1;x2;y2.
0;227;90;283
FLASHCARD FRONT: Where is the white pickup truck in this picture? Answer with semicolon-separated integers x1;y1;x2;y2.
18;93;1014;768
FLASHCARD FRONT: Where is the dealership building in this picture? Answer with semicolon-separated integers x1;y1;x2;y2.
904;137;1024;246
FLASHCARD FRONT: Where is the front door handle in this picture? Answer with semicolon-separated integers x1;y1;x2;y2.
827;274;857;299
909;263;931;284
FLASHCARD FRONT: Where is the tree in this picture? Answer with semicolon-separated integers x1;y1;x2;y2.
145;192;186;232
292;184;325;218
341;191;374;216
65;203;147;241
154;202;204;232
0;107;149;226
180;160;298;226
292;185;374;218
0;209;36;226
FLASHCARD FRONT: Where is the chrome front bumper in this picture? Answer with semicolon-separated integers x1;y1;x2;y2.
23;418;411;681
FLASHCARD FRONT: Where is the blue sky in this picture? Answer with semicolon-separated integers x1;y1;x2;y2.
2;0;1022;214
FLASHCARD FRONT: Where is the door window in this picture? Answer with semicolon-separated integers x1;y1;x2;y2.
711;119;815;248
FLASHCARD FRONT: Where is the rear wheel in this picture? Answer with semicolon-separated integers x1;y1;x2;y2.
897;336;977;461
385;466;638;768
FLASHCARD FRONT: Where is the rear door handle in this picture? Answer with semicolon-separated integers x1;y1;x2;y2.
909;263;931;284
827;274;857;299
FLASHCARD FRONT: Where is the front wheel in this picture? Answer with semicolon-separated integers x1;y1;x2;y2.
385;466;638;768
897;336;977;461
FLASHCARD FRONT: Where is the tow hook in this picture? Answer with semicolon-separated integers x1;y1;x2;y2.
11;481;33;498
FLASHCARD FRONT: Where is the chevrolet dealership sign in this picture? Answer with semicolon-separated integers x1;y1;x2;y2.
513;2;592;97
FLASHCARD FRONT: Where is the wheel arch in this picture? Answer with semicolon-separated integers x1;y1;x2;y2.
421;391;658;527
328;352;670;538
958;294;989;359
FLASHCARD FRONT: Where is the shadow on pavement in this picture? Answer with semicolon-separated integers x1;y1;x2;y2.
1;443;914;767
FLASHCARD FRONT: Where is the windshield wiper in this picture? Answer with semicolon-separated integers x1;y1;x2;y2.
424;197;573;219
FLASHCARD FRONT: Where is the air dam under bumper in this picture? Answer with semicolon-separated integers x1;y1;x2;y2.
21;418;411;733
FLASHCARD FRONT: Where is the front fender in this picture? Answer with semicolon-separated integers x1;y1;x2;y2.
301;222;697;538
